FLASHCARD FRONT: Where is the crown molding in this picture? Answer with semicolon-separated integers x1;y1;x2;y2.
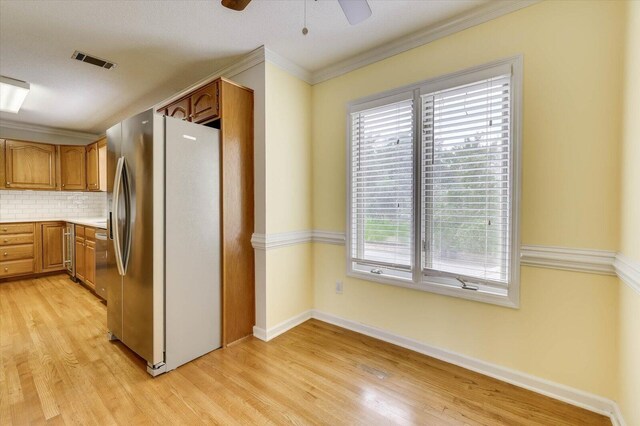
0;119;99;142
615;253;640;295
265;48;313;84
309;0;540;84
156;46;267;108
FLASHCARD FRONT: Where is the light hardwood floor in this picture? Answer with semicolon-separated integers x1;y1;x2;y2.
0;275;610;425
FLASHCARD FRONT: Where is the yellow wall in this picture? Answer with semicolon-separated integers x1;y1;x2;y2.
314;245;618;397
310;0;625;398
265;62;312;234
264;62;314;328
618;282;640;425
266;244;313;327
617;2;640;424
621;0;640;262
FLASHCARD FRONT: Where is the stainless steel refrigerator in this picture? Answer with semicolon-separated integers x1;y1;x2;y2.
104;108;221;376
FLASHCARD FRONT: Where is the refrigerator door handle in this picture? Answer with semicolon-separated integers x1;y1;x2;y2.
112;156;126;276
121;158;132;274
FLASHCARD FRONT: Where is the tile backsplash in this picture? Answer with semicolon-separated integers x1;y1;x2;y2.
0;190;107;220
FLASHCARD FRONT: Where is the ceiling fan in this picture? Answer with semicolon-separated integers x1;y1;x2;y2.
221;0;372;25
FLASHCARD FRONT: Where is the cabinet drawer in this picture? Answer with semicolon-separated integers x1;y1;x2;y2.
76;225;85;238
0;234;34;246
1;244;34;261
0;259;35;277
0;223;34;235
85;227;96;241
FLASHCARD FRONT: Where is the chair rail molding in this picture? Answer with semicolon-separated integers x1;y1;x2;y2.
251;230;312;250
614;253;640;295
520;245;617;275
253;230;640;287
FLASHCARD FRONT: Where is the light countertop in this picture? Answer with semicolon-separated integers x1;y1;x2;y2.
0;217;107;229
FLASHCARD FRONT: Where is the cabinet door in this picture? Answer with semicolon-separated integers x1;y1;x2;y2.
166;98;191;121
85;239;96;289
60;145;86;191
86;142;99;191
97;138;107;191
41;222;65;272
75;236;85;281
190;81;219;123
5;140;56;189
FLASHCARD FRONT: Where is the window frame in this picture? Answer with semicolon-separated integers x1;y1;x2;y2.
346;56;523;308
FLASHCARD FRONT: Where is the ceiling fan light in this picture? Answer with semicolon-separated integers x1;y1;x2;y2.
0;76;30;114
338;0;372;26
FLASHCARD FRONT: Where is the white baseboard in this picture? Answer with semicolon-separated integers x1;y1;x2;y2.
253;310;312;342
254;309;625;425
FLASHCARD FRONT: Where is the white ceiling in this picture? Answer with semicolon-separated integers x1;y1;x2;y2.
0;0;489;134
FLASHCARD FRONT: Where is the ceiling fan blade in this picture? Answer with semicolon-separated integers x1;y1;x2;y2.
338;0;372;25
221;0;252;11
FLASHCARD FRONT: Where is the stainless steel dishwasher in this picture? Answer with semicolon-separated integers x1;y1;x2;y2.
95;229;109;301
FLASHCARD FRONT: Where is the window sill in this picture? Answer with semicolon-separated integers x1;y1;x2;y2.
346;269;519;309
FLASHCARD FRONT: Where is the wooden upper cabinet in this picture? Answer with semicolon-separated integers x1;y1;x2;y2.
86;142;99;190
0;139;6;190
86;137;107;192
158;79;220;124
5;140;56;190
190;81;219;123
60;145;86;191
165;97;191;121
98;138;107;191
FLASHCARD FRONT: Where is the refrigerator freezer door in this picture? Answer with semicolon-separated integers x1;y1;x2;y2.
165;117;221;371
106;123;124;340
120;109;157;364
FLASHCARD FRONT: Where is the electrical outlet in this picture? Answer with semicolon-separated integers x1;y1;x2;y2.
335;280;343;294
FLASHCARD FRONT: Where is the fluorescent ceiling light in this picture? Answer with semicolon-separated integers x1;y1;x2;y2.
338;0;372;26
0;76;30;113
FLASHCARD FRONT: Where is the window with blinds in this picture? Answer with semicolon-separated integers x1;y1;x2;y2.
349;97;414;278
422;74;512;289
347;57;520;306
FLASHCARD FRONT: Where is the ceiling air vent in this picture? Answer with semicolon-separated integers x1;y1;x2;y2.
71;50;117;70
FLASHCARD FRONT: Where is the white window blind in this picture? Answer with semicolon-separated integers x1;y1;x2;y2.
422;74;512;287
350;98;414;274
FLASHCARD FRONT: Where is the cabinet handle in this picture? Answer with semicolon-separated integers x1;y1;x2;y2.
62;184;65;187
3;253;7;256
4;268;7;272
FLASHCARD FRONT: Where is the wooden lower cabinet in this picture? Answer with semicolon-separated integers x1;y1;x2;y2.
75;227;86;283
74;225;97;292
1;222;100;294
0;222;35;279
41;222;66;272
84;229;96;289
